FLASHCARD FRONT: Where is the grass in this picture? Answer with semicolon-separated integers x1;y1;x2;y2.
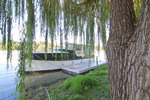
84;55;95;58
50;65;110;100
59;75;98;93
25;79;66;100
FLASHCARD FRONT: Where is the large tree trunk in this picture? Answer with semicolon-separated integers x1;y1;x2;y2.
106;0;150;100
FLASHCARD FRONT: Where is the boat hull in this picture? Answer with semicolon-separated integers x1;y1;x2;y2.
26;59;89;72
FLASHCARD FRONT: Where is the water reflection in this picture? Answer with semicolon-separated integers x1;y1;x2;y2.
0;65;17;99
0;51;18;99
0;51;72;100
25;71;72;89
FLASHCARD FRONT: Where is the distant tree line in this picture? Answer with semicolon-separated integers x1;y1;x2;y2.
0;41;104;51
0;41;60;51
0;41;20;50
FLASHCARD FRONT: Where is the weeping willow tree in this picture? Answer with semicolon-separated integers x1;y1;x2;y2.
1;0;149;100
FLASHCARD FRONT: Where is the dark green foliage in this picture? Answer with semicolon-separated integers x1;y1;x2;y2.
88;65;108;76
60;75;98;93
73;94;84;100
51;94;84;100
99;70;108;76
94;64;108;70
44;26;48;60
7;2;12;61
25;0;35;67
134;0;143;21
61;94;84;100
16;40;27;100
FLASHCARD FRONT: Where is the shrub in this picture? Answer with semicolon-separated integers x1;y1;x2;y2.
99;70;108;76
60;75;98;93
98;65;108;70
88;65;108;76
72;94;84;100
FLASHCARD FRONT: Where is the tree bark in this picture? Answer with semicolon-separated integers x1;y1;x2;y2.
106;0;150;100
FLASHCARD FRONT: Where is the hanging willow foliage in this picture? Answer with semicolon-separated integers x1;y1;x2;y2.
16;38;26;100
0;0;13;61
0;0;143;60
134;0;143;21
24;0;35;67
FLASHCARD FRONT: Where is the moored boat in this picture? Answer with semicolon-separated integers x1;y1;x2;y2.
26;43;91;72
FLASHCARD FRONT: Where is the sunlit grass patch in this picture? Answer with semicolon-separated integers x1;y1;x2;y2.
50;65;110;100
59;75;98;93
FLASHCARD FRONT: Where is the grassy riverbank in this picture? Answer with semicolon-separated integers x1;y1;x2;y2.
50;65;110;100
26;65;110;100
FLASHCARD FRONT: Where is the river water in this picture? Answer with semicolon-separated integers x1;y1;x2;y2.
0;51;72;100
0;51;18;100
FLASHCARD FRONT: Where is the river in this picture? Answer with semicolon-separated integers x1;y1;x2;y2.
0;51;18;100
0;51;72;100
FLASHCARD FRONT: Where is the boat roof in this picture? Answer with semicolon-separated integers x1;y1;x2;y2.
32;50;69;54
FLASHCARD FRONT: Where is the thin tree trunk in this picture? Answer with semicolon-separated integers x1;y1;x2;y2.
106;0;150;100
